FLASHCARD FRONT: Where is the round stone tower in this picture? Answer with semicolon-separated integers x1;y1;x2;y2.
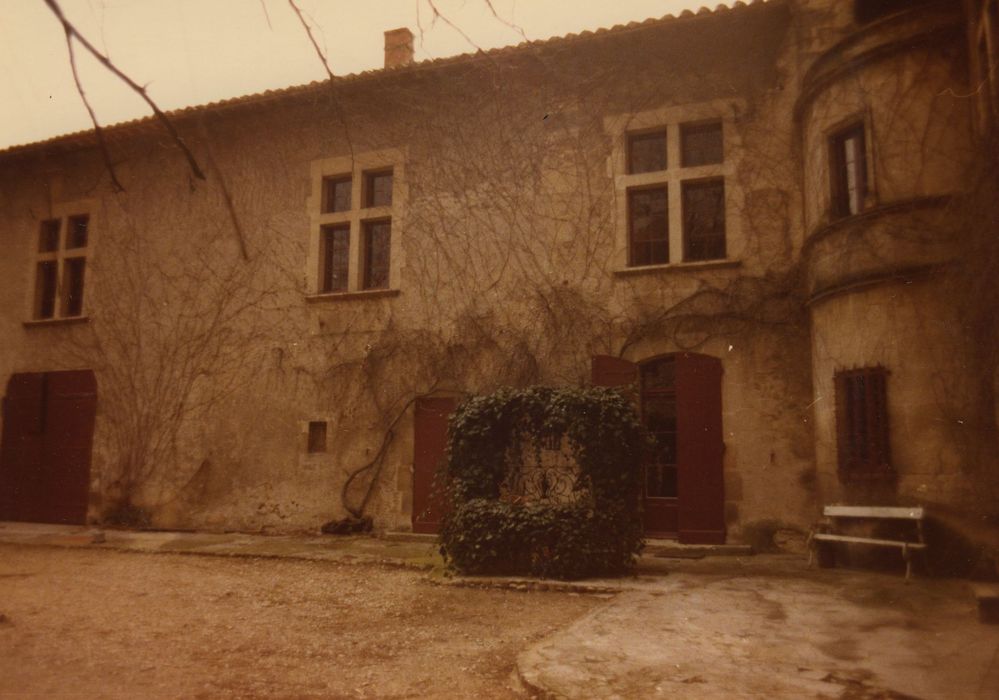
792;0;989;510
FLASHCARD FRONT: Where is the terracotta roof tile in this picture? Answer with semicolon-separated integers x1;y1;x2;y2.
0;0;775;159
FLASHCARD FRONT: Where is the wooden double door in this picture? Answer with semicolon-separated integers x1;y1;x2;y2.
0;371;97;524
593;354;725;544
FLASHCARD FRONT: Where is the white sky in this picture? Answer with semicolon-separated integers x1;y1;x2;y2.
0;0;719;150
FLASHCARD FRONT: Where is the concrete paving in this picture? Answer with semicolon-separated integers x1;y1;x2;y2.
517;555;999;700
2;522;996;699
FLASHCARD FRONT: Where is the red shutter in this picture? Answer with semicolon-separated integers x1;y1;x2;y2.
42;371;97;524
412;396;456;534
591;355;638;388
0;374;46;521
675;353;725;544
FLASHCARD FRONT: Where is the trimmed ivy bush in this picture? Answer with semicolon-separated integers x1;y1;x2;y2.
439;386;649;579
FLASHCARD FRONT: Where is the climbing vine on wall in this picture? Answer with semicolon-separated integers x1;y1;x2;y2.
439;386;650;579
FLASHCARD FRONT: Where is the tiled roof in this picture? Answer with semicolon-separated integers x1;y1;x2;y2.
0;0;771;159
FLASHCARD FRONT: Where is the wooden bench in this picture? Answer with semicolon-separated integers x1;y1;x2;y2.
808;505;927;580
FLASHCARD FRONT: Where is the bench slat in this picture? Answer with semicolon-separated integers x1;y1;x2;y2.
812;533;926;549
823;505;924;520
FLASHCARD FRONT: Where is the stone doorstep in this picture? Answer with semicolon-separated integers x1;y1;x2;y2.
643;538;753;558
383;531;755;558
380;530;438;543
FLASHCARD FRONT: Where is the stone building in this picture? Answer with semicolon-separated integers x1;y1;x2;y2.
0;0;995;544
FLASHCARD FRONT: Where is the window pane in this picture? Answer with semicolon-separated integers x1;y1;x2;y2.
365;170;393;207
628;187;668;266
363;220;391;290
38;220;60;253
628;131;667;174
830;124;866;218
641;358;675;391
308;421;327;453
34;261;57;319
683;179;726;261
67;215;89;249
61;258;86;317
323;177;352;213
681;121;723;167
643;395;677;434
321;225;350;293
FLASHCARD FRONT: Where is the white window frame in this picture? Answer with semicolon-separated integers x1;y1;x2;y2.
25;199;95;323
306;149;406;298
606;101;742;272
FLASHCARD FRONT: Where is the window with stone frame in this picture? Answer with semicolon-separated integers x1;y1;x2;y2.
829;123;868;219
31;213;90;321
311;156;399;296
621;118;727;267
834;366;892;480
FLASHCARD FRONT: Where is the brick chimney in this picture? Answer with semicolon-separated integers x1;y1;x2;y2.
384;28;414;69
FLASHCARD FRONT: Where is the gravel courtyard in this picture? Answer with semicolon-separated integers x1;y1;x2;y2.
0;544;597;698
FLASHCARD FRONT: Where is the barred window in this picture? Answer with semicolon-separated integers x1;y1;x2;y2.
835;367;891;479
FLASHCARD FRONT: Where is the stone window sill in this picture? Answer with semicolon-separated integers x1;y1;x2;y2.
305;289;401;303
614;259;741;277
23;316;90;328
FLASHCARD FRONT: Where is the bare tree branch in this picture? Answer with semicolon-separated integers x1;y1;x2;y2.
42;0;207;182
286;0;354;160
424;0;482;52
258;0;273;31
197;118;250;261
62;25;124;192
481;0;528;42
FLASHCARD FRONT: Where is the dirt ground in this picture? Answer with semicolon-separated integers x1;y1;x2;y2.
0;544;597;698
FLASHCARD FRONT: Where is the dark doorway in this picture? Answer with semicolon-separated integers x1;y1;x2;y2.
0;370;97;524
592;353;725;543
412;396;455;534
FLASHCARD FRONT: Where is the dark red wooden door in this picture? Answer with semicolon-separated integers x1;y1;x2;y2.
593;355;677;535
592;354;725;542
412;396;455;534
675;353;725;544
0;370;96;524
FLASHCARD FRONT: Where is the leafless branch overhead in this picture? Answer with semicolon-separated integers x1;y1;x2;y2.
42;0;207;183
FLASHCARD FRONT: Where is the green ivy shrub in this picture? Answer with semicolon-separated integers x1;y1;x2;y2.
439;386;649;579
